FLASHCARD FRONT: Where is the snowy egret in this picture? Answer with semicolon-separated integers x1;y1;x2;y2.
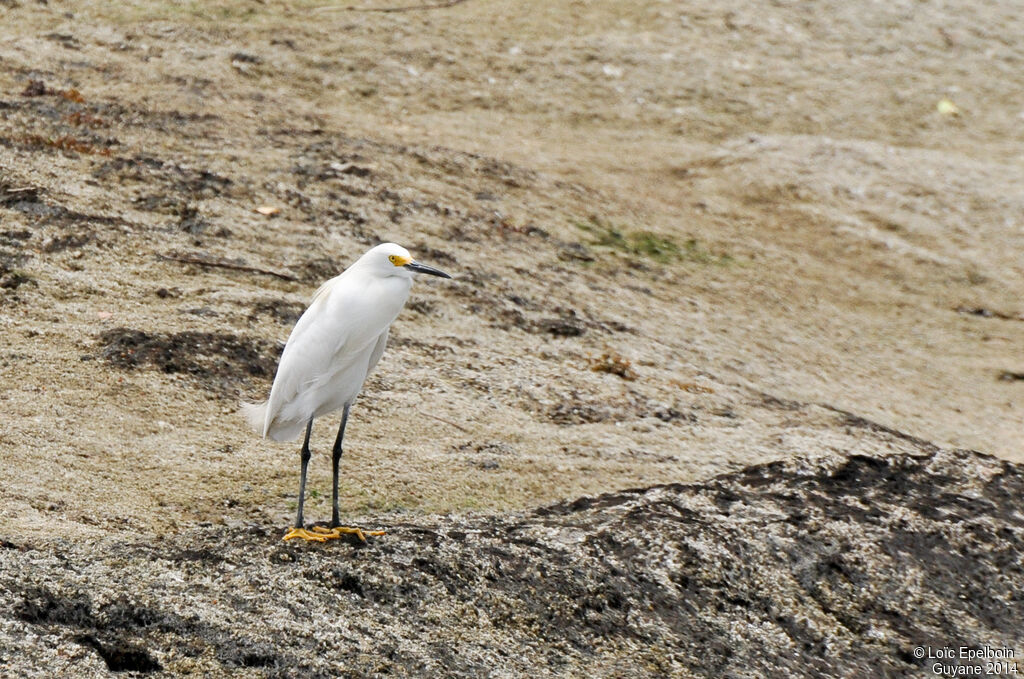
243;243;451;542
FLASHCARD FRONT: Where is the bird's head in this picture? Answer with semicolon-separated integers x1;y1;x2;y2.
364;242;452;280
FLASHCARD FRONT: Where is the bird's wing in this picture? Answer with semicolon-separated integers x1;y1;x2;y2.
309;277;333;306
263;275;405;436
366;327;390;376
263;278;357;425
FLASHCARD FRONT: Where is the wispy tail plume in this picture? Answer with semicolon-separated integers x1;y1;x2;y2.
240;401;268;437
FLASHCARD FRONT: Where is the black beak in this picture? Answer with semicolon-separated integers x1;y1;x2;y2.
405;261;452;278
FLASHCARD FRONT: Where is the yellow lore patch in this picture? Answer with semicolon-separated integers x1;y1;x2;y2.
388;254;412;266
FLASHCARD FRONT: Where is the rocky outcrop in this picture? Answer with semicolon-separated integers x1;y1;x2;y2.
2;447;1022;678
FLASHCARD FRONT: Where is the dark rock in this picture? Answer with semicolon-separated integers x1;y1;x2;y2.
229;52;263;65
249;297;305;325
1;447;1021;677
97;327;281;393
21;79;48;97
76;635;161;673
534;318;585;336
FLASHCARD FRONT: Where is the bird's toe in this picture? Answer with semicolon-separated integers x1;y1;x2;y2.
324;525;387;542
283;527;334;542
282;525;386;543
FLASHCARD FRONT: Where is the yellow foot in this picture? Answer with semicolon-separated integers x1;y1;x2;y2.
283;527;333;542
283;525;386;543
312;525;387;543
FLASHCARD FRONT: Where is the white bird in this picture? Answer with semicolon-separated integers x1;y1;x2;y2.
243;242;451;542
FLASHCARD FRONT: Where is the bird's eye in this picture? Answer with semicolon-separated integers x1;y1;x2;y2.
388;255;397;263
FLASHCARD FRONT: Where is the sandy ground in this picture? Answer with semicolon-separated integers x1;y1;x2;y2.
1;0;1022;545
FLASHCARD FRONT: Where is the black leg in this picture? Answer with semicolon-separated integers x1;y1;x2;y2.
294;419;314;529
330;404;350;527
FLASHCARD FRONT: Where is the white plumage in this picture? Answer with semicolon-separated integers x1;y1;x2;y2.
242;242;451;541
245;265;405;441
